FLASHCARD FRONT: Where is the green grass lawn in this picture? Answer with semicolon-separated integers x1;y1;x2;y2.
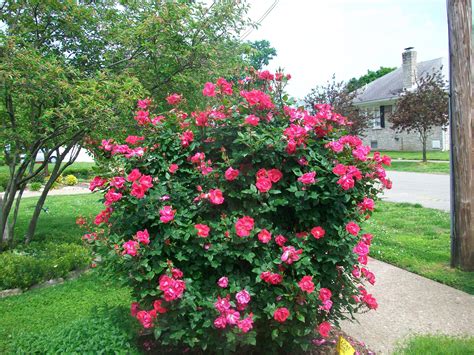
376;150;450;161
386;161;449;174
367;202;473;295
395;335;474;355
12;193;102;245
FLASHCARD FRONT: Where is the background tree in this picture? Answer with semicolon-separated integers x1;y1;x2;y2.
346;66;396;92
390;69;449;162
0;0;252;246
246;39;277;70
304;75;369;136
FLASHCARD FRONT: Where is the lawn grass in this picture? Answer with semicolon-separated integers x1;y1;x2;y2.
367;202;474;295
386;161;449;174
12;193;102;245
376;150;450;161
395;335;474;355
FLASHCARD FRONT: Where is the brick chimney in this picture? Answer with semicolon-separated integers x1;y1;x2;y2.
402;47;417;89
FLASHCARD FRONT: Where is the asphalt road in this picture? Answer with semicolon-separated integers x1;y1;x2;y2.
382;171;450;211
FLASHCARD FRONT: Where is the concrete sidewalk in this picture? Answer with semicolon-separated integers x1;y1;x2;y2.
341;259;474;354
0;183;91;199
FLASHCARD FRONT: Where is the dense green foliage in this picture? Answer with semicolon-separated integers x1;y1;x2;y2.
0;272;133;353
346;66;396;92
0;242;90;290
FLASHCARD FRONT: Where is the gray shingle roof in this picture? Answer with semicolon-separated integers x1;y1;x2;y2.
354;57;447;104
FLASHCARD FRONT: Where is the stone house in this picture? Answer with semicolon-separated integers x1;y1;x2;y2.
354;48;449;151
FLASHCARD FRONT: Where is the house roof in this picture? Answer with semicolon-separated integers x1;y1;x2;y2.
354;57;447;105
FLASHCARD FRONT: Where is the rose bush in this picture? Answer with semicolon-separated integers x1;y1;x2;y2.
83;70;391;353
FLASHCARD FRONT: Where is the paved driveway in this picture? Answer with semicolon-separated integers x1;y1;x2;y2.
382;171;450;211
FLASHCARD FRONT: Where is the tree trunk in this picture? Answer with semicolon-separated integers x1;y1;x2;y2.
0;196;10;249
9;186;25;247
24;142;81;243
422;138;427;162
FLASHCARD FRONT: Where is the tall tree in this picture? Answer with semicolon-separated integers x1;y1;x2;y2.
390;69;449;162
304;75;369;136
247;39;277;70
346;66;396;92
0;0;252;246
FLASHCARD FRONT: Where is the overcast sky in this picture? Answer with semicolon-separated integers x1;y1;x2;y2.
245;0;449;99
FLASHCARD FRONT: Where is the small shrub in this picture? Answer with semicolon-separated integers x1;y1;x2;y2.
63;164;96;179
86;71;392;353
0;242;91;290
0;172;9;191
64;174;78;186
29;182;42;191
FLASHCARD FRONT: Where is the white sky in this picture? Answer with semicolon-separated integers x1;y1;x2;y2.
245;0;449;99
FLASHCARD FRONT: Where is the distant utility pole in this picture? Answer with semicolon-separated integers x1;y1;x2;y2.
447;0;473;271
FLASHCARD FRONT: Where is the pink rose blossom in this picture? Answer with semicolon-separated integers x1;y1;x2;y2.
244;114;260;126
310;226;326;239
214;296;231;313
135;229;150;245
217;276;228;288
267;168;283;183
235;289;251;305
127;169;142;182
125;135;145;145
225;309;240;325
110;176;126;189
346;221;360;236
298;172;316;185
237;315;254;333
160;206;175;223
195;224;210;237
257;229;272;243
235;216;255;237
208;189;224;204
273;307;290;323
169;164;179;174
224;167;239;181
256;177;272;193
298;275;315;293
318;322;331;337
166;93;182;105
130;302;140;317
89;176;107;191
274;234;287;247
202;82;216;97
214;316;227;329
136;310;154;328
319;288;332;302
281;245;302;264
122;240;139;256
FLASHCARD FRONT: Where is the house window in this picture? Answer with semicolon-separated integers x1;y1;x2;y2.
370;140;378;149
371;108;381;129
